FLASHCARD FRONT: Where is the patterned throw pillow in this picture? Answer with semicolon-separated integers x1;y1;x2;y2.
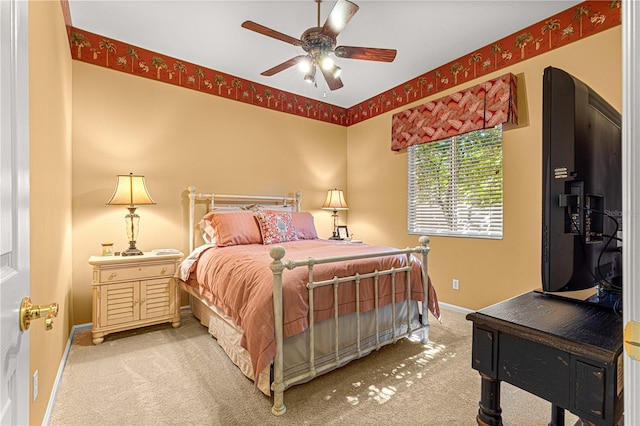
255;211;298;245
266;211;318;240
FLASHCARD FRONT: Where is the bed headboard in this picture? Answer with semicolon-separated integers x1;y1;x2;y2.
187;185;302;253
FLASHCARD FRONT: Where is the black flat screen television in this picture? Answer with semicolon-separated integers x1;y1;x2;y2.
541;66;622;310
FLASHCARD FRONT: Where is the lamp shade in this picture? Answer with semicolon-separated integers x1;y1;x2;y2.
321;189;349;211
106;173;156;206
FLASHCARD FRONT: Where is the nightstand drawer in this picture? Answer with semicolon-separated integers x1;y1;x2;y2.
98;262;176;283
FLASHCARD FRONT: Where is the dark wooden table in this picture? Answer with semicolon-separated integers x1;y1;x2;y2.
466;291;623;426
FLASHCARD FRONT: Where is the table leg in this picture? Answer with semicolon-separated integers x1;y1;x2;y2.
549;404;565;426
477;373;503;426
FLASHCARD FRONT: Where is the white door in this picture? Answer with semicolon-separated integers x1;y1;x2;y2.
0;0;30;424
623;1;640;424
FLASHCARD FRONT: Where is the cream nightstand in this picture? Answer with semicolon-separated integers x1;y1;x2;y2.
88;251;183;344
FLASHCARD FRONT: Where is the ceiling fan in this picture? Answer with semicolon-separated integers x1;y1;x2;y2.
241;0;397;91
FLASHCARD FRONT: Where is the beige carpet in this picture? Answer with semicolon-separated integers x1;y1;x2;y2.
49;307;578;425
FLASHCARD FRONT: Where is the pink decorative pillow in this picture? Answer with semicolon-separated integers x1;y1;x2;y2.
255;211;298;245
199;208;245;244
205;211;262;247
271;211;318;240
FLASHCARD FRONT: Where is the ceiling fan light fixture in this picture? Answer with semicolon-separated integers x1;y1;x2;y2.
304;65;316;84
299;57;313;73
321;56;334;71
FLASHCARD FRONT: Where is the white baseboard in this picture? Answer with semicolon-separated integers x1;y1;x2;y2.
438;301;474;315
42;323;91;426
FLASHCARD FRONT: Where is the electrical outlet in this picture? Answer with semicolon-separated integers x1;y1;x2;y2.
33;370;38;401
452;279;460;290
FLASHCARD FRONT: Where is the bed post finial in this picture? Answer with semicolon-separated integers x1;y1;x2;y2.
270;246;285;262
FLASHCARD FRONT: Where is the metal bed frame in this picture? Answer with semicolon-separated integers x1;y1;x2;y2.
186;186;431;415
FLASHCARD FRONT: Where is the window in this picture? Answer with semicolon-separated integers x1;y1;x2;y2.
407;125;503;239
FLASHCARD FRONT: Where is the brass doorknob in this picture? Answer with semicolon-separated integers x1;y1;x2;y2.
19;297;59;331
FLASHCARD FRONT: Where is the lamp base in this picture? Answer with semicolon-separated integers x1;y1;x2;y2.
121;248;144;256
121;241;143;256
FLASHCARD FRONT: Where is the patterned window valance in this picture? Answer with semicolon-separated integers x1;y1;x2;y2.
391;73;517;151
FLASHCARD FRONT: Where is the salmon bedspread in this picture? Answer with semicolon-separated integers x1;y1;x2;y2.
180;239;439;382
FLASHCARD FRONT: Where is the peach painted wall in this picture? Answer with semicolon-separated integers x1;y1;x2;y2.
71;63;348;324
28;0;73;422
346;27;622;310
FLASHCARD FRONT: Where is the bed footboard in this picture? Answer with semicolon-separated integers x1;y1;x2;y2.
269;236;431;416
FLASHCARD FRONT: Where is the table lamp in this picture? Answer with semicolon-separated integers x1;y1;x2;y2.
106;173;156;256
321;188;348;239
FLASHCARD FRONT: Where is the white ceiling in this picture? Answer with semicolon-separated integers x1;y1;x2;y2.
68;0;582;108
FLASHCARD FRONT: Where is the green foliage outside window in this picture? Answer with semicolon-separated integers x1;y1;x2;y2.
408;125;503;238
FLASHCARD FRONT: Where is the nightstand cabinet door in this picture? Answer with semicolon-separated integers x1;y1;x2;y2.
100;281;141;326
140;278;174;321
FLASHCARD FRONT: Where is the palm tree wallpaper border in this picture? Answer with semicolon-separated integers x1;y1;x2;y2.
62;1;620;127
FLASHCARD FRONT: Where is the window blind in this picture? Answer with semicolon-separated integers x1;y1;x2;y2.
408;125;503;239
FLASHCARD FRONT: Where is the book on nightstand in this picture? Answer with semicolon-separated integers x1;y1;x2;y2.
152;248;182;256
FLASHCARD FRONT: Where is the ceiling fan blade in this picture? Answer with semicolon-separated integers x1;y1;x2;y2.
261;55;308;76
241;21;302;46
321;0;359;40
319;66;344;91
334;46;397;62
